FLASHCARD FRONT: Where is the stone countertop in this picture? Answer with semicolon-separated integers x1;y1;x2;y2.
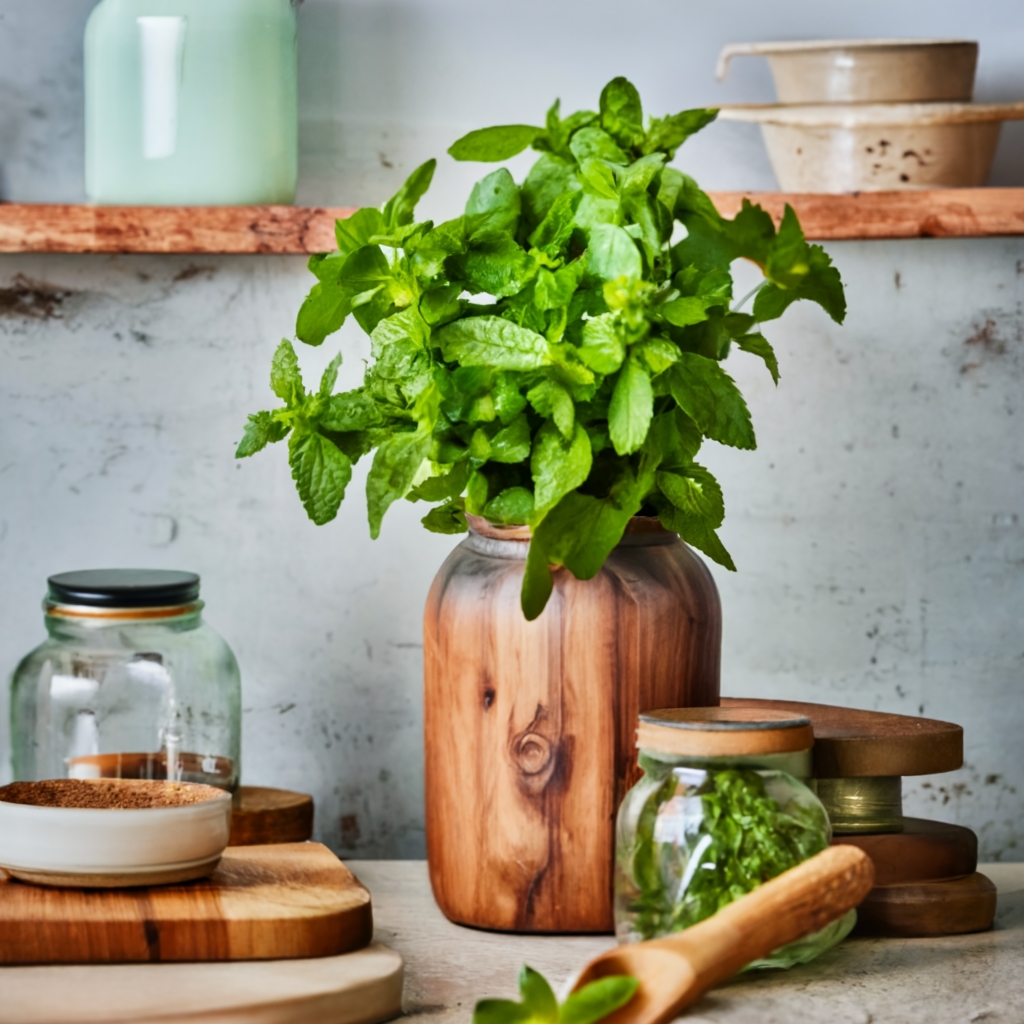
349;860;1024;1024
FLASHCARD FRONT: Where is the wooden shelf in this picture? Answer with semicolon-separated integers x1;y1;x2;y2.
0;189;1021;254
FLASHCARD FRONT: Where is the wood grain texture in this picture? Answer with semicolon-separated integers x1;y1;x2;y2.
707;188;1024;239
423;521;721;934
721;697;963;777
0;205;353;254
854;872;997;937
832;817;978;886
0;843;373;964
0;190;1022;254
0;944;403;1024
229;786;314;846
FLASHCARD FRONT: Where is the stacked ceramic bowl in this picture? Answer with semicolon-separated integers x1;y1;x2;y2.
715;39;1024;191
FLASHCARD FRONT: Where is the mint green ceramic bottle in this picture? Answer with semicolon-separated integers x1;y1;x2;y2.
85;0;298;205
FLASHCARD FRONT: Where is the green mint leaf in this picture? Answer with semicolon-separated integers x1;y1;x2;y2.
319;353;343;396
764;205;809;288
657;463;725;527
447;232;539;298
521;153;580;229
270;340;305;404
618;153;666;196
382;159;436;228
296;278;352;347
642;108;718;158
755;231;846;325
484;486;535;525
669;353;755;450
644;408;703;468
522;468;643;619
559;977;639;1024
736;333;780;384
609;357;654;456
534;259;585;312
370;306;430;358
661;295;712;328
408;461;471;503
319;391;383;432
488;413;532;463
634;337;680;375
577;158;620;201
335;207;387;257
236;410;288;458
599;77;644;150
437;317;554;371
527;380;575;440
578;313;626;374
342;245;408;334
472;999;532;1024
449;125;544;162
657;499;736;571
531;421;592;513
366;431;432;538
529;191;582;252
289;430;353;526
466;168;522;239
519;966;559;1024
569;126;629;166
587;224;642;283
421;501;468;534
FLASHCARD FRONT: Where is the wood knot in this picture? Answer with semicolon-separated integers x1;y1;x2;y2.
513;732;552;776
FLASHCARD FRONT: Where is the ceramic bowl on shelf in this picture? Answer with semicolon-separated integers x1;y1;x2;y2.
716;39;979;104
717;101;1024;192
0;778;232;887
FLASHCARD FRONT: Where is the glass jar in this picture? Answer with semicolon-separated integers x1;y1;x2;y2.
9;570;241;792
84;0;298;205
615;707;855;969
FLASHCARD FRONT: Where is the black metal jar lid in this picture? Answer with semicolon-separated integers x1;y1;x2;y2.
47;570;201;609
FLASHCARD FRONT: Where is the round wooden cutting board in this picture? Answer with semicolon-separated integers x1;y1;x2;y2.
721;697;963;777
0;944;403;1024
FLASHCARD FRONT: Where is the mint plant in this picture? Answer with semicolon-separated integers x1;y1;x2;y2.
473;965;637;1024
237;77;846;619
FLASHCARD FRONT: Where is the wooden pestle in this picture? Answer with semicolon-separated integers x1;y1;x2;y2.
573;845;874;1024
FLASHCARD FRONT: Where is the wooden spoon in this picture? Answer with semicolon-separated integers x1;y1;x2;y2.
573;845;874;1024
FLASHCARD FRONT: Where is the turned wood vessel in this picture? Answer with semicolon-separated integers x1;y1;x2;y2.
423;517;722;933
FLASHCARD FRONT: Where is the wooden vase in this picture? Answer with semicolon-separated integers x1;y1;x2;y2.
423;516;722;933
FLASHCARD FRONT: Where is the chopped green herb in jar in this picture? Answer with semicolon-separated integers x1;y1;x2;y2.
617;766;853;968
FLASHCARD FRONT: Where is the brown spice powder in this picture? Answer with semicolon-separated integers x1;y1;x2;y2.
0;779;227;809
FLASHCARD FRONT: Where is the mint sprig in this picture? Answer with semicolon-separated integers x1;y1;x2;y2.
237;76;846;618
474;966;637;1024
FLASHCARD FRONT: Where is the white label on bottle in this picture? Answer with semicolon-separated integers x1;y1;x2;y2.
137;16;187;161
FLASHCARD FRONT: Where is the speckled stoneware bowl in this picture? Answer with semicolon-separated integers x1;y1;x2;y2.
0;779;231;887
717;101;1024;191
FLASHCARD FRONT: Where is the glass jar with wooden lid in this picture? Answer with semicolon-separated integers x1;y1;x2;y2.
615;707;855;969
9;570;240;792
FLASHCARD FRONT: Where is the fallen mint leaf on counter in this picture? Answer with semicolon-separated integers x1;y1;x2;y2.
473;966;638;1024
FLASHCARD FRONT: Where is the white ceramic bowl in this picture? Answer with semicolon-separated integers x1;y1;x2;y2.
0;780;232;887
717;39;979;104
718;101;1024;192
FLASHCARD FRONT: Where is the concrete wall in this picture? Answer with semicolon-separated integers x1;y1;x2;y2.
0;0;1022;859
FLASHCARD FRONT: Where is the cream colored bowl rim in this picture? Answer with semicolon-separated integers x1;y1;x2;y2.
717;39;978;80
717;101;1024;127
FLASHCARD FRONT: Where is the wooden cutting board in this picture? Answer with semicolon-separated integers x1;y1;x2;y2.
0;843;372;964
722;697;963;777
854;872;998;937
832;817;978;886
0;943;402;1024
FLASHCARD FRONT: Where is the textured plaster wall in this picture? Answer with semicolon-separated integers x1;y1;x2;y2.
0;1;1021;859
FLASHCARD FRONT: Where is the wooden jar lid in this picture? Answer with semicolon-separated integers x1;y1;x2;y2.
721;697;963;777
229;787;314;847
832;817;978;886
637;707;814;758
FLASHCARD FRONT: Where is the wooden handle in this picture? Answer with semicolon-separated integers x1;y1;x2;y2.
574;846;874;1024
